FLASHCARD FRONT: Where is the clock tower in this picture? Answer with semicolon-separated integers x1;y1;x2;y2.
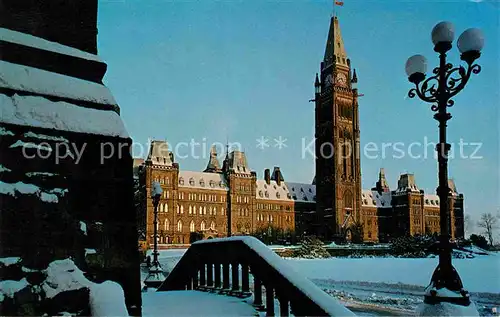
314;16;362;241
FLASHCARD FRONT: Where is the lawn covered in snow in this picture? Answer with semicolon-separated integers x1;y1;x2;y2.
286;255;500;294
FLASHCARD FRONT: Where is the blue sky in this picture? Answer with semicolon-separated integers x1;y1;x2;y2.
97;0;499;222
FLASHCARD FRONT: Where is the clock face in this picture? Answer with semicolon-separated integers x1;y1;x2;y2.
336;73;347;86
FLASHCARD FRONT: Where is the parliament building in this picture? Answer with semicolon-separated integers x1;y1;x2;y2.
135;16;465;245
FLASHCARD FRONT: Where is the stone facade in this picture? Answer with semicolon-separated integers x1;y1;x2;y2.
136;16;465;245
136;143;296;245
0;2;140;314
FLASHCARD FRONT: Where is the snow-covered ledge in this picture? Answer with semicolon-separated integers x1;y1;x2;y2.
192;236;356;316
416;285;479;316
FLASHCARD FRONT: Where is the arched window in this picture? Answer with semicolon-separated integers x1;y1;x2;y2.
199;206;202;215
344;190;353;210
165;203;168;213
177;220;182;232
164;219;170;231
190;221;195;232
210;221;215;230
200;221;206;231
203;206;207;215
189;205;192;214
176;204;180;214
213;207;217;216
221;207;225;215
180;205;184;214
159;204;164;212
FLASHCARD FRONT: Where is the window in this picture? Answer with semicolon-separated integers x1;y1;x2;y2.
265;191;269;198
259;190;263;198
210;221;215;230
164;219;170;231
221;207;225;215
276;192;280;199
177;204;180;214
189;205;192;214
165;204;168;213
177;220;183;232
190;221;195;232
210;180;215;188
180;205;183;214
203;206;207;215
200;179;205;187
214;208;217;216
189;178;195;186
201;221;206;231
199;206;203;215
179;177;184;185
159;204;164;212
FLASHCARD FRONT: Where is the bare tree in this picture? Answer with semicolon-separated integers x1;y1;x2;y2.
477;213;499;246
464;214;474;237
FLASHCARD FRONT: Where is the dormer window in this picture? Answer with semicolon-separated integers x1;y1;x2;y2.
287;193;291;199
308;188;312;193
189;178;195;186
179;177;184;185
292;187;295;191
209;180;215;188
200;179;205;187
219;181;224;188
363;199;368;204
276;192;281;199
372;200;376;205
303;196;308;201
265;191;269;198
259;190;263;197
293;195;297;200
300;188;304;192
264;184;267;189
425;199;429;204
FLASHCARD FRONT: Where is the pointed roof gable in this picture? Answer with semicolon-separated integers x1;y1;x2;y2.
324;16;348;67
204;145;222;173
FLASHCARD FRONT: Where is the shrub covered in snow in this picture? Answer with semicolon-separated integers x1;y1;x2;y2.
294;236;331;259
390;234;438;258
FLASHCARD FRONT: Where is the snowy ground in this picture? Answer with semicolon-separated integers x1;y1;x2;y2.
143;249;500;316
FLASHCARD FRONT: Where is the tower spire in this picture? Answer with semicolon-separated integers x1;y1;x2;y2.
324;15;348;67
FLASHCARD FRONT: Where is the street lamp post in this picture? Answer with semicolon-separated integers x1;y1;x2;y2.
144;181;165;289
405;21;484;307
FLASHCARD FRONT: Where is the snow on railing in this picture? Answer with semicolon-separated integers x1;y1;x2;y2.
159;236;355;316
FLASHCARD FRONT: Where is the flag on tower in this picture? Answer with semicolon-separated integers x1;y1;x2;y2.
335;1;344;6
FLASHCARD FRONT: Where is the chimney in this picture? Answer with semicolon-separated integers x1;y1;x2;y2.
264;169;270;185
272;166;283;186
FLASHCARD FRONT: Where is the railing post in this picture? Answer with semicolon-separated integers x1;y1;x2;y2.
253;277;265;310
200;263;206;287
193;270;199;289
214;262;221;289
265;285;275;317
279;297;289;317
207;262;214;288
222;262;230;292
231;262;240;293
241;263;250;296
